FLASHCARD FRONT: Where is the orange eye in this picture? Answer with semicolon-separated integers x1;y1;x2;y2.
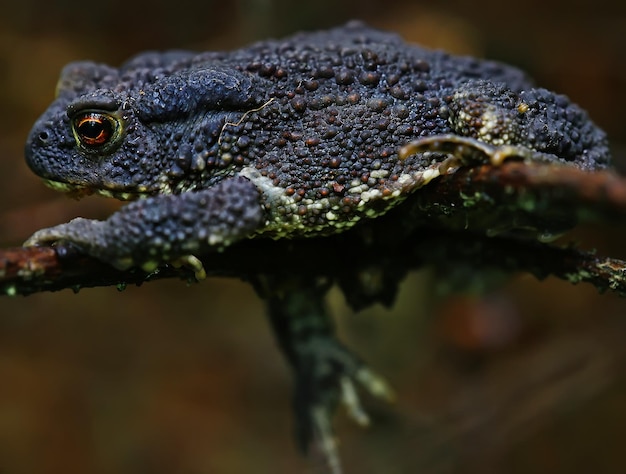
73;112;117;148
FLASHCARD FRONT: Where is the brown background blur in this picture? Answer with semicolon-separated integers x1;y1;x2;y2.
2;1;626;473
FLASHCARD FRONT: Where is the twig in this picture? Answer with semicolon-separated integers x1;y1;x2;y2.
2;161;626;297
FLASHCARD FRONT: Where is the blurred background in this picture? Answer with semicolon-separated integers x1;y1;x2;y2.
2;1;626;473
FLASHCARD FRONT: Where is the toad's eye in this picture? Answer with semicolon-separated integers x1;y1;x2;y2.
72;112;119;149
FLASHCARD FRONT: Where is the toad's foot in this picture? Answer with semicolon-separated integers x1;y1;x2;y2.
300;344;394;474
260;277;394;474
399;134;555;168
24;219;208;279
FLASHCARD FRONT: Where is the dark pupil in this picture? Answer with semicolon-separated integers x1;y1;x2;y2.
76;113;113;146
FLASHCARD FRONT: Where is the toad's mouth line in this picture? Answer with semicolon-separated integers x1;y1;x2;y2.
42;179;151;201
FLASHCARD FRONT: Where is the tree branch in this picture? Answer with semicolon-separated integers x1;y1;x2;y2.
2;161;626;297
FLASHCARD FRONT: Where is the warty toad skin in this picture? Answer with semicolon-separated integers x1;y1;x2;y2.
23;21;610;474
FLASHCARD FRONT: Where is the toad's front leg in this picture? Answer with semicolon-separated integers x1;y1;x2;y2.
24;176;264;278
255;276;394;474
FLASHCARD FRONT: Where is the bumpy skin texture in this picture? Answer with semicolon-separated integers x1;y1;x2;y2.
25;22;609;269
23;22;611;473
32;177;263;273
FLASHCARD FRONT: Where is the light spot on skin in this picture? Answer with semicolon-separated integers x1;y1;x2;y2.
421;168;440;182
478;110;506;146
360;189;382;203
208;233;225;246
140;260;159;273
370;169;389;179
43;179;74;193
43;179;155;201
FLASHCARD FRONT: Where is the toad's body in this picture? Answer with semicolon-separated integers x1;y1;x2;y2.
26;23;608;260
23;22;610;473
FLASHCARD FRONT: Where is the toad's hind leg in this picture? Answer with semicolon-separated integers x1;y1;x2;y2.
254;277;393;474
399;134;553;168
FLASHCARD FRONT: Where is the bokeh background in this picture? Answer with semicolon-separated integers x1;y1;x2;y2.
2;1;626;473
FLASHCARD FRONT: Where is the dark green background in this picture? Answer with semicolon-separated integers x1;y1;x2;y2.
1;1;626;473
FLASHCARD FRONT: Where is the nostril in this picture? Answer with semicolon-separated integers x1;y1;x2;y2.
38;131;49;143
